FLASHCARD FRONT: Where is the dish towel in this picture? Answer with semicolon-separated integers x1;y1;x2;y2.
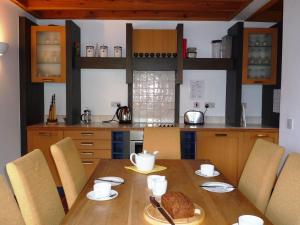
125;165;167;174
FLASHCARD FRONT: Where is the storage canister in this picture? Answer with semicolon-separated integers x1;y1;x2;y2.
221;35;232;58
100;45;108;57
114;46;122;57
211;40;222;58
187;47;197;58
86;46;94;57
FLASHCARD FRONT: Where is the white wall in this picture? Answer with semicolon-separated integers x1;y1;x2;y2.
38;19;273;120
279;0;300;154
0;0;35;176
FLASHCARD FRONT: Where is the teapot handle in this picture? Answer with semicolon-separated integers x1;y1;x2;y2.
130;153;138;167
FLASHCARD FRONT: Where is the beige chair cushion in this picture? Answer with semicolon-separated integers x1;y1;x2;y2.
0;175;25;225
51;137;88;208
238;139;284;213
143;127;181;159
265;152;300;225
6;149;65;225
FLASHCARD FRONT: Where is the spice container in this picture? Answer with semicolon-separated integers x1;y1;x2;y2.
100;45;108;57
211;40;222;58
114;46;122;57
187;47;197;58
221;35;232;58
86;46;94;57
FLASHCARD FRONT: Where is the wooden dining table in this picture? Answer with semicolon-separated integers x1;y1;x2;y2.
61;159;273;225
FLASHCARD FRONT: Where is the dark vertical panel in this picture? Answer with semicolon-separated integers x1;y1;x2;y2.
65;20;81;125
175;84;180;123
19;17;44;155
262;22;282;127
128;83;133;117
225;22;244;126
126;23;133;84
176;24;183;84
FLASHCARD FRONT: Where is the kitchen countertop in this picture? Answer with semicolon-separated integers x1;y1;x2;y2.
27;122;279;131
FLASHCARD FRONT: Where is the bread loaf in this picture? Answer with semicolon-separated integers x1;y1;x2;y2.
161;191;195;219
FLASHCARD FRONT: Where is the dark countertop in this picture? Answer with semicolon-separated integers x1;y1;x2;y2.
27;122;279;132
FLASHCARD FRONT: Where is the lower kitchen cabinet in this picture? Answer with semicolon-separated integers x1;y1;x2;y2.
238;131;279;180
27;129;63;186
181;131;196;159
196;131;240;185
112;131;130;159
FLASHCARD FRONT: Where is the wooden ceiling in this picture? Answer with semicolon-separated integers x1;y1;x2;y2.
247;0;283;22
10;0;254;20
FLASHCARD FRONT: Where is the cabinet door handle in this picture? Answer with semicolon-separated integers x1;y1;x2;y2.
215;133;228;137
256;134;268;138
38;132;52;136
82;161;94;165
81;132;94;136
80;152;94;155
80;142;94;146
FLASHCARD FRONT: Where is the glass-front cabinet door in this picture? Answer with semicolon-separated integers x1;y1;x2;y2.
31;26;66;83
242;28;278;85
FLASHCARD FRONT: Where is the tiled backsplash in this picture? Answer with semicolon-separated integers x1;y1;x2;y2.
132;71;175;123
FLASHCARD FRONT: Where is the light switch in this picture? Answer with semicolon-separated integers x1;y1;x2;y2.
287;118;294;130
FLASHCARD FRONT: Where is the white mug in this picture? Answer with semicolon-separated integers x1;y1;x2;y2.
147;175;165;190
238;215;264;225
93;182;111;198
200;164;215;176
152;179;168;197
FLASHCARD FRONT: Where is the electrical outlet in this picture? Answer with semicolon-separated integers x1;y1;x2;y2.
287;118;294;130
205;102;215;108
111;102;121;107
193;102;200;108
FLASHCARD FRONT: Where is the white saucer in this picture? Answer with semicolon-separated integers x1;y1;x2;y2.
195;169;220;177
232;223;238;225
201;182;235;193
94;176;124;186
87;190;118;201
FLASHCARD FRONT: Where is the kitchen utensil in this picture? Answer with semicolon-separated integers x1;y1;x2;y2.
147;175;164;190
152;178;168;197
187;47;197;58
150;196;175;225
200;182;235;193
195;169;220;177
200;164;215;176
93;182;111;198
86;45;94;57
100;45;108;57
86;190;118;201
95;177;124;185
116;105;132;124
212;40;222;58
184;110;204;125
130;150;157;172
239;215;264;225
114;46;122;57
81;109;92;124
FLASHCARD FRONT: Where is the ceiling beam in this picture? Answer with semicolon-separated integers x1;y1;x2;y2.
247;0;282;22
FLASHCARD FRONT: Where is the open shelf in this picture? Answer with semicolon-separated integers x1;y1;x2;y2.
183;58;234;70
133;57;177;71
79;57;126;69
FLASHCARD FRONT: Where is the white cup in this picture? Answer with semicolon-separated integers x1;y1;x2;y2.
238;215;264;225
93;182;111;198
147;175;165;190
152;179;168;197
200;164;215;176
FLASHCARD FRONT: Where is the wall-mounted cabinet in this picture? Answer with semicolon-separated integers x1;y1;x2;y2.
242;28;278;85
31;26;66;83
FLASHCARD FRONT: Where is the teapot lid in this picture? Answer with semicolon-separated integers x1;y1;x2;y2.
138;150;158;157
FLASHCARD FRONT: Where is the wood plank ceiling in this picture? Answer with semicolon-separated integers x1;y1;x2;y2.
10;0;253;20
247;0;283;22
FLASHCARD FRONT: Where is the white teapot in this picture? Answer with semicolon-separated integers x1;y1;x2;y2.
130;150;158;172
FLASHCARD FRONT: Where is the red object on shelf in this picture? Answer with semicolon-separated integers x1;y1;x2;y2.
182;38;187;59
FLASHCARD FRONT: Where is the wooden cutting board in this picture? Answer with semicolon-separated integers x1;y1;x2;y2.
144;203;205;225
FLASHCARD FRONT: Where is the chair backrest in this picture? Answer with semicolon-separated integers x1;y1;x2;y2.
265;152;300;225
143;127;181;159
0;175;25;225
238;139;284;213
6;149;65;225
51;137;88;208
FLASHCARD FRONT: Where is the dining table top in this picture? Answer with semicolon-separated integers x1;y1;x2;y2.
61;159;273;225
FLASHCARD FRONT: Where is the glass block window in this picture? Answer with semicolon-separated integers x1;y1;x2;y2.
132;71;175;123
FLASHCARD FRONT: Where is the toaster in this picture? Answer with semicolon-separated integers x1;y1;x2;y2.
184;110;204;125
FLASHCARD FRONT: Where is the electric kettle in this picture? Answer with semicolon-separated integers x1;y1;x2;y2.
116;105;132;124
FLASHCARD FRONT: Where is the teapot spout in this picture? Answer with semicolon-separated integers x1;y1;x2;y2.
153;151;159;156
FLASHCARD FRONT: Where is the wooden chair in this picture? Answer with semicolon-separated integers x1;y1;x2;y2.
238;139;284;213
0;175;25;225
6;149;65;225
51;137;88;208
143;127;181;159
265;152;300;225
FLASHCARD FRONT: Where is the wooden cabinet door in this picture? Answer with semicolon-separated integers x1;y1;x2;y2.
27;129;63;186
196;131;240;185
238;131;279;180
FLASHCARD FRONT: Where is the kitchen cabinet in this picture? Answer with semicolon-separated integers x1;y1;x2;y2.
242;28;278;85
64;129;112;178
112;131;130;159
27;129;63;186
181;131;196;159
31;26;66;83
196;131;241;185
238;131;279;180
